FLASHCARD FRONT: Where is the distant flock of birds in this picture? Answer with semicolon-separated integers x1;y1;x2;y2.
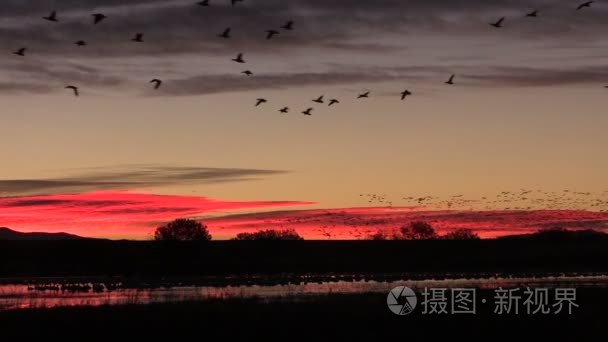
358;189;608;212
10;0;608;114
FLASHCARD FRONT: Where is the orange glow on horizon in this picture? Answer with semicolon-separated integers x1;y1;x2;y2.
1;191;607;240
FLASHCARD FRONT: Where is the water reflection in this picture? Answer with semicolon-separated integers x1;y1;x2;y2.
1;275;607;311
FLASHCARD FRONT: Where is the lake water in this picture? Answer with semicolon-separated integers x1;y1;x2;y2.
2;275;607;311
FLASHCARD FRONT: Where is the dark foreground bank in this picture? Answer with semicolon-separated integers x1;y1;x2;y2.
2;237;608;277
0;289;605;339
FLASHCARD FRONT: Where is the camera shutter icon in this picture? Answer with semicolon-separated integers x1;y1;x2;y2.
387;286;417;315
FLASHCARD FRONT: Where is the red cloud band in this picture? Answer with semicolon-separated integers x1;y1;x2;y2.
207;207;608;240
0;191;313;238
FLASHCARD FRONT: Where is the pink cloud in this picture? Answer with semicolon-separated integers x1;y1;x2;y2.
207;207;608;239
0;191;313;238
2;193;607;240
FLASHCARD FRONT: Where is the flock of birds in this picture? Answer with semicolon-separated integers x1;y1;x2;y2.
253;188;608;239
248;190;608;240
10;1;608;109
358;189;608;212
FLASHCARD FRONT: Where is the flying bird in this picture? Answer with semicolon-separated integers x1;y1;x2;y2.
75;40;87;47
328;99;340;106
232;53;245;63
65;86;79;97
445;74;455;85
131;33;144;42
302;108;313;116
357;91;370;99
13;48;26;56
279;107;289;113
255;98;267;106
150;79;163;89
526;10;538;17
400;90;412;100
197;0;210;6
231;0;244;5
242;70;253;76
265;30;279;40
490;17;505;28
92;13;107;24
282;21;294;30
219;28;231;38
577;1;594;10
43;11;58;22
313;95;325;104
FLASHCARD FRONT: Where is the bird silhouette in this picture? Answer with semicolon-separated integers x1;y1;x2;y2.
577;1;594;10
490;17;505;28
265;30;279;39
242;70;253;76
65;86;79;97
282;21;294;30
526;10;538;17
279;107;289;113
328;99;340;106
131;33;144;42
255;98;267;106
219;28;231;38
302;108;313;115
197;0;210;6
446;74;455;85
92;13;107;24
357;91;370;99
150;79;163;89
43;11;58;22
313;95;324;104
13;48;26;56
400;90;412;100
232;53;245;63
75;40;87;47
231;0;244;5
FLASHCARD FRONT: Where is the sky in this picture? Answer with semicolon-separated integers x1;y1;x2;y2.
1;0;608;239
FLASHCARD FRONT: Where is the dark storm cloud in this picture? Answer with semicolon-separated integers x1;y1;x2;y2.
0;61;127;94
0;0;169;17
6;62;125;85
149;63;608;95
0;82;53;94
157;69;427;96
0;165;288;196
3;63;607;95
0;1;606;95
465;65;608;87
2;0;606;57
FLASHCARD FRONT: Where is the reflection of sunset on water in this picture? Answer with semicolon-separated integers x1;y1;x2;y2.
3;275;608;311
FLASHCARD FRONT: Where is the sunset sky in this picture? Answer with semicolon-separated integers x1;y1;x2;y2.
1;0;608;239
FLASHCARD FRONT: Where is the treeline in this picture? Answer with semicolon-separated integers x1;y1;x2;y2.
368;221;480;240
152;218;607;241
153;219;304;241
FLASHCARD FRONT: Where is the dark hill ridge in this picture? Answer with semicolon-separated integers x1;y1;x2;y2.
0;227;88;241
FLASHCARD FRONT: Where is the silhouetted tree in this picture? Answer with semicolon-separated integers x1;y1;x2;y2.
233;229;304;241
398;221;438;240
154;218;211;241
443;228;480;240
499;228;608;241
